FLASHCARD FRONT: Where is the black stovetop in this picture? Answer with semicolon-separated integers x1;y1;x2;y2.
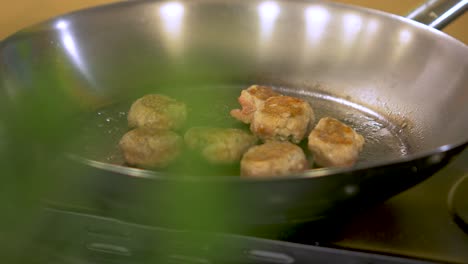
286;149;468;263
31;149;468;264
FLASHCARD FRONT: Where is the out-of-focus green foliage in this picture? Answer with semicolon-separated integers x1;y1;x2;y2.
0;33;253;263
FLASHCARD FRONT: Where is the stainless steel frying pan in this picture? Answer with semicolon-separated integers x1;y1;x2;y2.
0;0;467;228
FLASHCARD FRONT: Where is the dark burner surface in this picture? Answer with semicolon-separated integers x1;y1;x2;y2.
37;150;468;264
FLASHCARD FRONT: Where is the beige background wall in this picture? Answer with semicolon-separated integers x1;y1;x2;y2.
1;0;467;44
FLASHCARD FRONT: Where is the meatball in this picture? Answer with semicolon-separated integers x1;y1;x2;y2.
241;141;308;178
250;95;315;143
308;117;365;167
127;94;187;130
230;85;281;124
184;127;258;164
119;128;182;168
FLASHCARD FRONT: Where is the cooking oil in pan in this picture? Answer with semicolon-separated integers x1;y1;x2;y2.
276;87;410;164
74;85;410;176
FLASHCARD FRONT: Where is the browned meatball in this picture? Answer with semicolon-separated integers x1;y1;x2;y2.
184;127;257;164
241;141;308;178
308;117;365;167
230;85;281;124
119;128;182;168
127;94;187;130
250;96;315;143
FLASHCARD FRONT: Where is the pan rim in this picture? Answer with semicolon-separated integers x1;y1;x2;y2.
0;0;467;50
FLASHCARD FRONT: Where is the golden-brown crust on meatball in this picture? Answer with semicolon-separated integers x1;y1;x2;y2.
241;141;308;178
230;85;281;124
128;94;187;130
250;95;315;143
308;117;365;167
184;127;257;164
119;128;182;168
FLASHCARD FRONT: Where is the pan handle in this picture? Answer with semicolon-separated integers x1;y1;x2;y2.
406;0;468;29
